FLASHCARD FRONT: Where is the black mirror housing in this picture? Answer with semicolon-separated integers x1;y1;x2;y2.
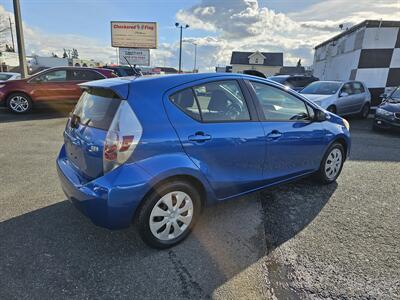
314;110;327;122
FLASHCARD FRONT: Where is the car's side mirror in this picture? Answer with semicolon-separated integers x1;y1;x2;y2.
379;93;387;100
339;92;349;97
314;109;327;122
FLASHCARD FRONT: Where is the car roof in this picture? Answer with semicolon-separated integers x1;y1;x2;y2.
269;74;315;78
43;66;111;71
80;73;271;99
311;80;343;83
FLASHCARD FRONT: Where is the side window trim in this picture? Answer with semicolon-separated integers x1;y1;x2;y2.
191;87;204;121
246;79;313;123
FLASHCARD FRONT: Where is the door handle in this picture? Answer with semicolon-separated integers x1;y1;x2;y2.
267;130;282;140
188;132;212;143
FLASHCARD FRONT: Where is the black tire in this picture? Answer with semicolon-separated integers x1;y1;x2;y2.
327;105;336;114
315;142;345;184
136;180;202;249
6;92;33;114
359;103;370;119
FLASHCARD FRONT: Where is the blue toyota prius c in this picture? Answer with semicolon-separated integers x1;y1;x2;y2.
57;73;351;248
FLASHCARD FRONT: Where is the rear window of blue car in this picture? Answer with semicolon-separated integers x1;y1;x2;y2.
73;89;121;130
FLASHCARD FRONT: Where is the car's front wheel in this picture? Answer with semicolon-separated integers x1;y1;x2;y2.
316;142;345;184
136;180;201;249
6;93;32;114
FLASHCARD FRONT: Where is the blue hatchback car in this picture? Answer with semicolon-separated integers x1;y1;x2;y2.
57;73;350;248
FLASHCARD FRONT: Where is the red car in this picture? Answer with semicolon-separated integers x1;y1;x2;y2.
0;66;117;113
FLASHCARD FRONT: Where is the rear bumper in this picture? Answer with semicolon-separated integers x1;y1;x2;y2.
57;145;151;229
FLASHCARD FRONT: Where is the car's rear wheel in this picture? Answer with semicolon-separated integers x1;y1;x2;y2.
316;142;345;184
136;180;201;249
360;103;370;119
327;105;336;114
6;93;32;114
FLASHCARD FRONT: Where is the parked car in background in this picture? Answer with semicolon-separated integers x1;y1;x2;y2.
268;74;319;91
57;73;350;248
0;72;21;82
300;80;371;118
0;66;117;113
373;86;400;130
102;65;142;77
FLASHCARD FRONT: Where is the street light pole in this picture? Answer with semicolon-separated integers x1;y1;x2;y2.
193;43;197;72
175;23;189;73
13;0;28;78
179;26;182;73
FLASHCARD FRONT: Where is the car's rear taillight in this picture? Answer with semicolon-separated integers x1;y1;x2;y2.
103;101;142;174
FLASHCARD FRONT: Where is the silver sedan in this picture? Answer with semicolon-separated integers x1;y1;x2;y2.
300;80;371;118
0;72;21;82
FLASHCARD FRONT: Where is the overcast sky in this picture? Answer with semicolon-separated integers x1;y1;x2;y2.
1;0;399;71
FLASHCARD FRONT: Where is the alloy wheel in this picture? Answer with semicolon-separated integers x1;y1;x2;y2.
149;191;194;241
9;96;29;113
324;148;343;180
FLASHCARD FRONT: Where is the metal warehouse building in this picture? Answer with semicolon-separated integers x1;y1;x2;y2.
313;20;400;106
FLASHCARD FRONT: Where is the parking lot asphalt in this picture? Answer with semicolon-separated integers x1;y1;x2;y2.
0;106;399;299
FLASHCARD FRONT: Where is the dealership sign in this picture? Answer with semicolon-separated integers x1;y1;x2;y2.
119;48;150;66
111;21;157;49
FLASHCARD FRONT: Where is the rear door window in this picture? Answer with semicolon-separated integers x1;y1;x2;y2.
69;70;105;81
73;89;121;130
192;80;250;122
170;88;202;121
169;80;251;122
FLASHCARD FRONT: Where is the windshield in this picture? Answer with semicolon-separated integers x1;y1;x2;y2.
268;76;288;84
0;74;13;81
389;87;400;101
301;82;342;95
73;89;121;130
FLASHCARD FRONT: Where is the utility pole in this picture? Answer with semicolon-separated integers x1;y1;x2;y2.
9;16;15;51
193;43;197;72
175;23;189;73
13;0;28;78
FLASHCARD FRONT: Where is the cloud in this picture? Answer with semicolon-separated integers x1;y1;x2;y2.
0;5;174;66
0;5;117;63
176;0;400;70
1;1;399;71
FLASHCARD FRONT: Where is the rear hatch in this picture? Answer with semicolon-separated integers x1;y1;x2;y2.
64;88;121;179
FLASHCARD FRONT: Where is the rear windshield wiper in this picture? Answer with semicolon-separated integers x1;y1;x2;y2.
70;113;80;129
